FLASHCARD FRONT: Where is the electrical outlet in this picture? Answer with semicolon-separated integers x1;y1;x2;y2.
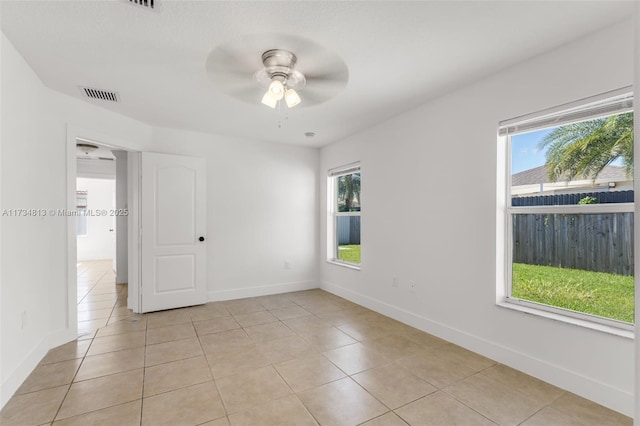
284;260;291;270
409;281;416;292
392;277;399;288
21;311;27;329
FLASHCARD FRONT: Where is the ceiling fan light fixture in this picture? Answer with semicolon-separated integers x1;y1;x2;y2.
261;91;278;108
284;88;301;108
268;79;285;100
76;142;99;155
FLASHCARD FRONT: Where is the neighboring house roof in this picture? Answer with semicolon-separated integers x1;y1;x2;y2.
512;165;630;186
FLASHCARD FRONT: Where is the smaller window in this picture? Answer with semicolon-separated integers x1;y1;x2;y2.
328;163;361;267
76;191;88;237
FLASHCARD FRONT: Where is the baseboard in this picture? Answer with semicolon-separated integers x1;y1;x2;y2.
209;280;317;302
320;280;633;417
1;328;76;409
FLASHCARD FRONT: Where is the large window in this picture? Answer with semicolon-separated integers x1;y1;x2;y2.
328;163;361;267
500;89;634;330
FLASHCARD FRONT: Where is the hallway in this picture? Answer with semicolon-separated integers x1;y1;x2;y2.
77;260;130;338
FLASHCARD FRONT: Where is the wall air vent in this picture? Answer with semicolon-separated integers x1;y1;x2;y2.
80;87;120;102
128;0;155;9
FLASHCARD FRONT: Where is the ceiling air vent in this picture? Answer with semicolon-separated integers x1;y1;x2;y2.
128;0;155;9
80;87;120;103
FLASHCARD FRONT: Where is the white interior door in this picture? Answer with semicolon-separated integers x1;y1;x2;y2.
140;152;207;313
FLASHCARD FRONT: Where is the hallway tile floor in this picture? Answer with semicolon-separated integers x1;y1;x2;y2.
0;261;632;425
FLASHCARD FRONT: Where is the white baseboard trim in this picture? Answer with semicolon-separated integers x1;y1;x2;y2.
320;280;633;417
1;328;76;409
208;280;318;302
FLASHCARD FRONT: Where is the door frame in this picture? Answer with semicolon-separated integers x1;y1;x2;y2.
65;125;142;337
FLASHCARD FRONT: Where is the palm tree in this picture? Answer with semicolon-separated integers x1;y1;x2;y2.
538;112;633;182
337;173;361;212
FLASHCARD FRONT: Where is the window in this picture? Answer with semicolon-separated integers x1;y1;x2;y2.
76;191;88;237
500;89;634;330
328;163;361;267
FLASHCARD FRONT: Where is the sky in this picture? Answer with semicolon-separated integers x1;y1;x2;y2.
510;128;552;174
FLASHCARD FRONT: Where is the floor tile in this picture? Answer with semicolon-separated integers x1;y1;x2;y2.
322;342;389;375
77;308;113;322
187;303;231;322
141;381;225;426
520;406;586;426
481;364;565;405
233;310;278;327
145;337;203;367
201;416;231;426
336;321;391;341
274;354;346;392
78;300;116;312
269;305;312;320
257;295;296;310
224;299;266;315
95;317;147;337
282;316;333;334
360;334;426;360
146;323;196;345
228;395;318;426
244;321;295;343
40;340;91;365
298;327;357;351
194;316;241;336
86;331;146;356
397;347;488;389
143;356;212;397
0;385;68;426
206;346;270;378
550;393;632;426
444;373;543;425
146;309;192;329
360;412;409;426
353;363;437;409
395;391;496;426
298;377;387;426
255;335;318;364
314;308;367;326
75;347;145;382
215;366;292;414
199;329;254;354
56;369;143;420
17;359;81;395
52;400;141;426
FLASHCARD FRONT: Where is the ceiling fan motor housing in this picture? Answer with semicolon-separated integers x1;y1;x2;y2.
260;49;306;90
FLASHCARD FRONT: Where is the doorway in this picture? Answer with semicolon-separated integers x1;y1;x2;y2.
71;134;138;337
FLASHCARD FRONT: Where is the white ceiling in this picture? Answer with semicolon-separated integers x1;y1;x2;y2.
1;1;633;148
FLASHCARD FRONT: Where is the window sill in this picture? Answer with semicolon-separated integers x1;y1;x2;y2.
326;259;361;271
497;299;633;339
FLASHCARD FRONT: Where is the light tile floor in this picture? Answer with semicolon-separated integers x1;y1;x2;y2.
0;261;633;425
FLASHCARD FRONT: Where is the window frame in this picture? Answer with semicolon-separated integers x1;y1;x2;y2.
327;162;361;269
500;88;634;333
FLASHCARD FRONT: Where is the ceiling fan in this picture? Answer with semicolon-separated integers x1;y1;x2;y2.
206;34;349;108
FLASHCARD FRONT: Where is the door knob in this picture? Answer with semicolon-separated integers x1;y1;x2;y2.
199;236;205;242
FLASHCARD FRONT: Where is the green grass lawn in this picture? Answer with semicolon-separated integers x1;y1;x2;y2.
338;244;360;264
512;263;634;323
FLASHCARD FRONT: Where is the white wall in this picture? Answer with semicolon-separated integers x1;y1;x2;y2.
0;32;154;408
1;29;319;407
151;127;319;301
320;21;635;416
76;177;116;262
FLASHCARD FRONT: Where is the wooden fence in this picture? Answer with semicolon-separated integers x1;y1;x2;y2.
337;216;361;245
512;190;633;206
512;212;634;276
